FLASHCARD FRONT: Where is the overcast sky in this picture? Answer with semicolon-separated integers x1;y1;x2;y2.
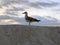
0;0;60;13
0;0;60;26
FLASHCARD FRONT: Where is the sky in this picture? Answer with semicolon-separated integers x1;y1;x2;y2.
0;0;60;26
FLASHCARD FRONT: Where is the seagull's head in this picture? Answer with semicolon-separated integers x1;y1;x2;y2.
22;11;28;14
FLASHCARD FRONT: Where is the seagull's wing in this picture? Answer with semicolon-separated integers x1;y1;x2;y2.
26;17;40;22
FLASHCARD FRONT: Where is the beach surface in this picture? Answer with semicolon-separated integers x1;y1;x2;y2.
0;25;60;45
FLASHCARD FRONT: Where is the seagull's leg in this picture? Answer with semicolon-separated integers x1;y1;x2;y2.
29;22;30;25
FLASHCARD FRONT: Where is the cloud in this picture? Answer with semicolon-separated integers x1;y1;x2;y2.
36;2;58;7
0;15;60;26
0;0;59;16
0;0;59;9
53;9;60;11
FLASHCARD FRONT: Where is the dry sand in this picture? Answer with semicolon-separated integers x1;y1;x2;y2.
0;25;60;45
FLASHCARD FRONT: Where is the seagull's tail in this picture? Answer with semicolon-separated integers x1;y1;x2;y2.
37;20;40;22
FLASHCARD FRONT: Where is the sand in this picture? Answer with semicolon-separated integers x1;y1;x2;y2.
0;25;60;45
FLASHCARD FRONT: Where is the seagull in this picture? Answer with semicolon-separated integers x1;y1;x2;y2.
22;11;40;25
